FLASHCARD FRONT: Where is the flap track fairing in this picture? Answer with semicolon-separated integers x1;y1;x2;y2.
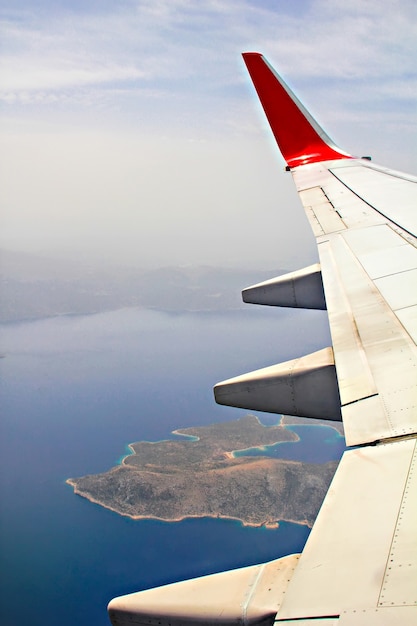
214;348;342;421
242;264;326;310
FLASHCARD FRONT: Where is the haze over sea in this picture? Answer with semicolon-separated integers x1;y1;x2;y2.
0;305;345;626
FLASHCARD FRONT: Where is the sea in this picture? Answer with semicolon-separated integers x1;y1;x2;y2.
0;306;345;626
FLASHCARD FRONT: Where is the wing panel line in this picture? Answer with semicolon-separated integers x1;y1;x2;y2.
329;167;417;238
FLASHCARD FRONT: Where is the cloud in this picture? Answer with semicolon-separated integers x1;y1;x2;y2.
260;1;416;80
1;0;415;146
0;59;144;92
1;1;415;96
0;0;415;267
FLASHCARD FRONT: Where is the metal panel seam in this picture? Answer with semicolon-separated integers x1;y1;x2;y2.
378;438;417;607
342;392;378;408
328;169;416;238
242;564;265;626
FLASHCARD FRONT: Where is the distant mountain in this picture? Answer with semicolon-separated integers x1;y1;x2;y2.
0;249;285;322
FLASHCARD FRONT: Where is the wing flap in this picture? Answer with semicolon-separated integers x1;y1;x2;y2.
317;227;417;445
316;240;379;405
290;160;417;446
275;439;417;621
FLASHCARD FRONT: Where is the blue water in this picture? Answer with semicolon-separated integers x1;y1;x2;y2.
234;424;346;463
0;306;341;626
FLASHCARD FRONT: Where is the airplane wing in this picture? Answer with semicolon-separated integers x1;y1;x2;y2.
108;55;417;625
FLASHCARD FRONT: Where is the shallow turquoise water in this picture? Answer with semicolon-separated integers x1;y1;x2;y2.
234;423;345;463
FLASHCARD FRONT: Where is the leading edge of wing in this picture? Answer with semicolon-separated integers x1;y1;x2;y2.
242;52;352;168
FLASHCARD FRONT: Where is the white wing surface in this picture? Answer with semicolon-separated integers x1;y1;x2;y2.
108;55;417;625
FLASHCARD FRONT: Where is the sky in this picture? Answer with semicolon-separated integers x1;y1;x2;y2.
1;0;416;270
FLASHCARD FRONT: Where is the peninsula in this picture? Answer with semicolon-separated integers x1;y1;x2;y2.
67;415;339;527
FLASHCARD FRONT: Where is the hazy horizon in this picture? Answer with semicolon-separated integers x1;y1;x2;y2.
1;1;416;273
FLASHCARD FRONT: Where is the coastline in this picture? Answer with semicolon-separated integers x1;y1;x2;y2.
281;414;344;436
66;478;310;528
119;414;293;466
118;430;201;466
231;424;300;458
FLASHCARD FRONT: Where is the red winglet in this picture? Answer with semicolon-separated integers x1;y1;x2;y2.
242;53;351;169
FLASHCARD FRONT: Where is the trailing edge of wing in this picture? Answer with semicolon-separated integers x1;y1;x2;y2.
276;438;417;622
240;53;417;448
242;52;352;168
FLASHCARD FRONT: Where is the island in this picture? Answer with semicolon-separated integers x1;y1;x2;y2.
67;415;339;528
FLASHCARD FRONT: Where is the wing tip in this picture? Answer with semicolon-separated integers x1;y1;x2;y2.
242;53;352;168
